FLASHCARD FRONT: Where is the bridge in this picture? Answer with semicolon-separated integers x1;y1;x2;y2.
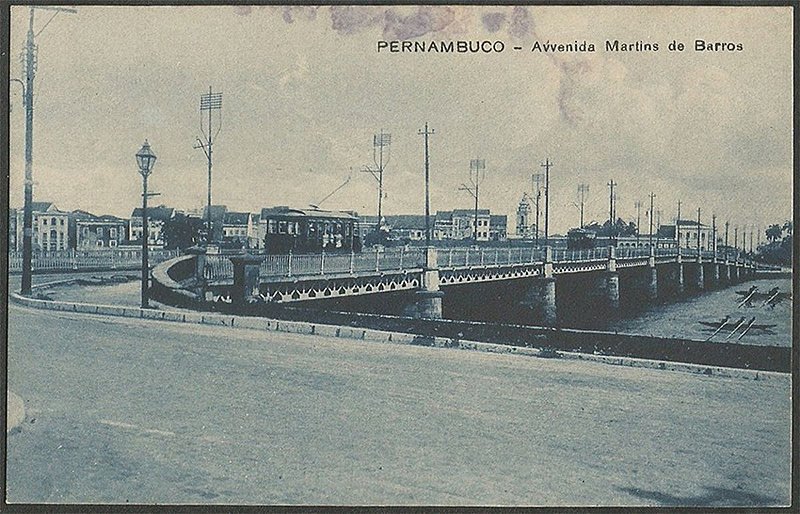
153;244;763;326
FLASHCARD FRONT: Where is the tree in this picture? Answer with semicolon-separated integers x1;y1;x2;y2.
765;224;783;243
582;218;637;238
162;213;204;250
756;220;792;266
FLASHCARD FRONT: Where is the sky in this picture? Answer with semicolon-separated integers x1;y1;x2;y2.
7;5;793;236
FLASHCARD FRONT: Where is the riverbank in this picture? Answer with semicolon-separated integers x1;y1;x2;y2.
26;277;791;373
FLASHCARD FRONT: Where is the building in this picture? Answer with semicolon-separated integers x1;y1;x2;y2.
383;215;427;241
657;220;714;250
202;204;229;242
129;205;175;248
9;208;17;251
73;211;128;249
449;209;491;241
11;202;70;252
363;210;508;243
221;211;259;248
489;215;508;241
516;194;533;238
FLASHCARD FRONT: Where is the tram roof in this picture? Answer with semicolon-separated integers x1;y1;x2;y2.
260;206;357;221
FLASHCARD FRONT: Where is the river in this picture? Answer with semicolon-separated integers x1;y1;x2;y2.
608;277;792;347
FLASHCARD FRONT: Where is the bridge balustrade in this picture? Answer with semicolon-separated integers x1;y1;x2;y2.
614;247;652;259
8;249;179;272
553;248;611;262
439;246;545;268
205;247;428;282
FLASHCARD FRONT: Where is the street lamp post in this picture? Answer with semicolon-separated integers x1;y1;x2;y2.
136;140;157;308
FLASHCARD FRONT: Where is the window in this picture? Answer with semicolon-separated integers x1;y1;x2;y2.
60;219;65;226
278;221;287;234
97;240;104;247
51;217;56;225
110;227;117;239
97;227;104;238
43;218;48;225
109;240;117;248
83;227;89;237
268;219;277;234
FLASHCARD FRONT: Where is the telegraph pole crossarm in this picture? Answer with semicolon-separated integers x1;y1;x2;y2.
196;86;223;244
361;130;391;233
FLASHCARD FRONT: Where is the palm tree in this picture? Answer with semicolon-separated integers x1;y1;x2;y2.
765;224;783;243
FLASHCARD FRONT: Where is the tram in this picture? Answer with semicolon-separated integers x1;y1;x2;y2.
259;206;361;254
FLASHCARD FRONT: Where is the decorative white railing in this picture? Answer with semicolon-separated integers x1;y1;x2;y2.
192;245;759;283
437;246;545;268
8;249;180;273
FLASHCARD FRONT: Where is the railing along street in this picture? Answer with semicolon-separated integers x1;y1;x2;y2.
8;249;180;273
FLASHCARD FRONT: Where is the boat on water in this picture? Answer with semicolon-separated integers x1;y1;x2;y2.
735;287;791;306
698;318;776;331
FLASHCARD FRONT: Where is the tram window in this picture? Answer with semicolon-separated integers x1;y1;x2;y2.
278;221;288;234
268;220;277;234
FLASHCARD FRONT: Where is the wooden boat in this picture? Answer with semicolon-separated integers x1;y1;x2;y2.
698;318;776;331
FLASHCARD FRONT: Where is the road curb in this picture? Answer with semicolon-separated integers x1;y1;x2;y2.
8;291;785;383
7;391;25;432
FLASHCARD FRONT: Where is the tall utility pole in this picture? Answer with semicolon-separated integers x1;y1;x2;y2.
459;159;486;243
712;214;717;256
725;220;730;249
648;193;656;247
541;159;552;245
577;184;589;228
676;200;682;248
418;123;435;247
532;173;544;245
361;130;391;232
749;226;754;253
743;225;748;254
607;179;616;241
634;200;642;243
16;6;77;296
696;208;701;253
734;226;738;253
194;86;223;243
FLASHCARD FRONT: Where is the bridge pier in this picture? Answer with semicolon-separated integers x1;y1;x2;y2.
676;253;685;295
692;256;704;291
711;260;721;287
185;245;209;300
647;250;658;301
229;253;265;304
409;247;444;319
521;247;557;326
604;246;620;312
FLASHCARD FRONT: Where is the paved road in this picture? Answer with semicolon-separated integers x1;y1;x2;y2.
6;302;791;506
